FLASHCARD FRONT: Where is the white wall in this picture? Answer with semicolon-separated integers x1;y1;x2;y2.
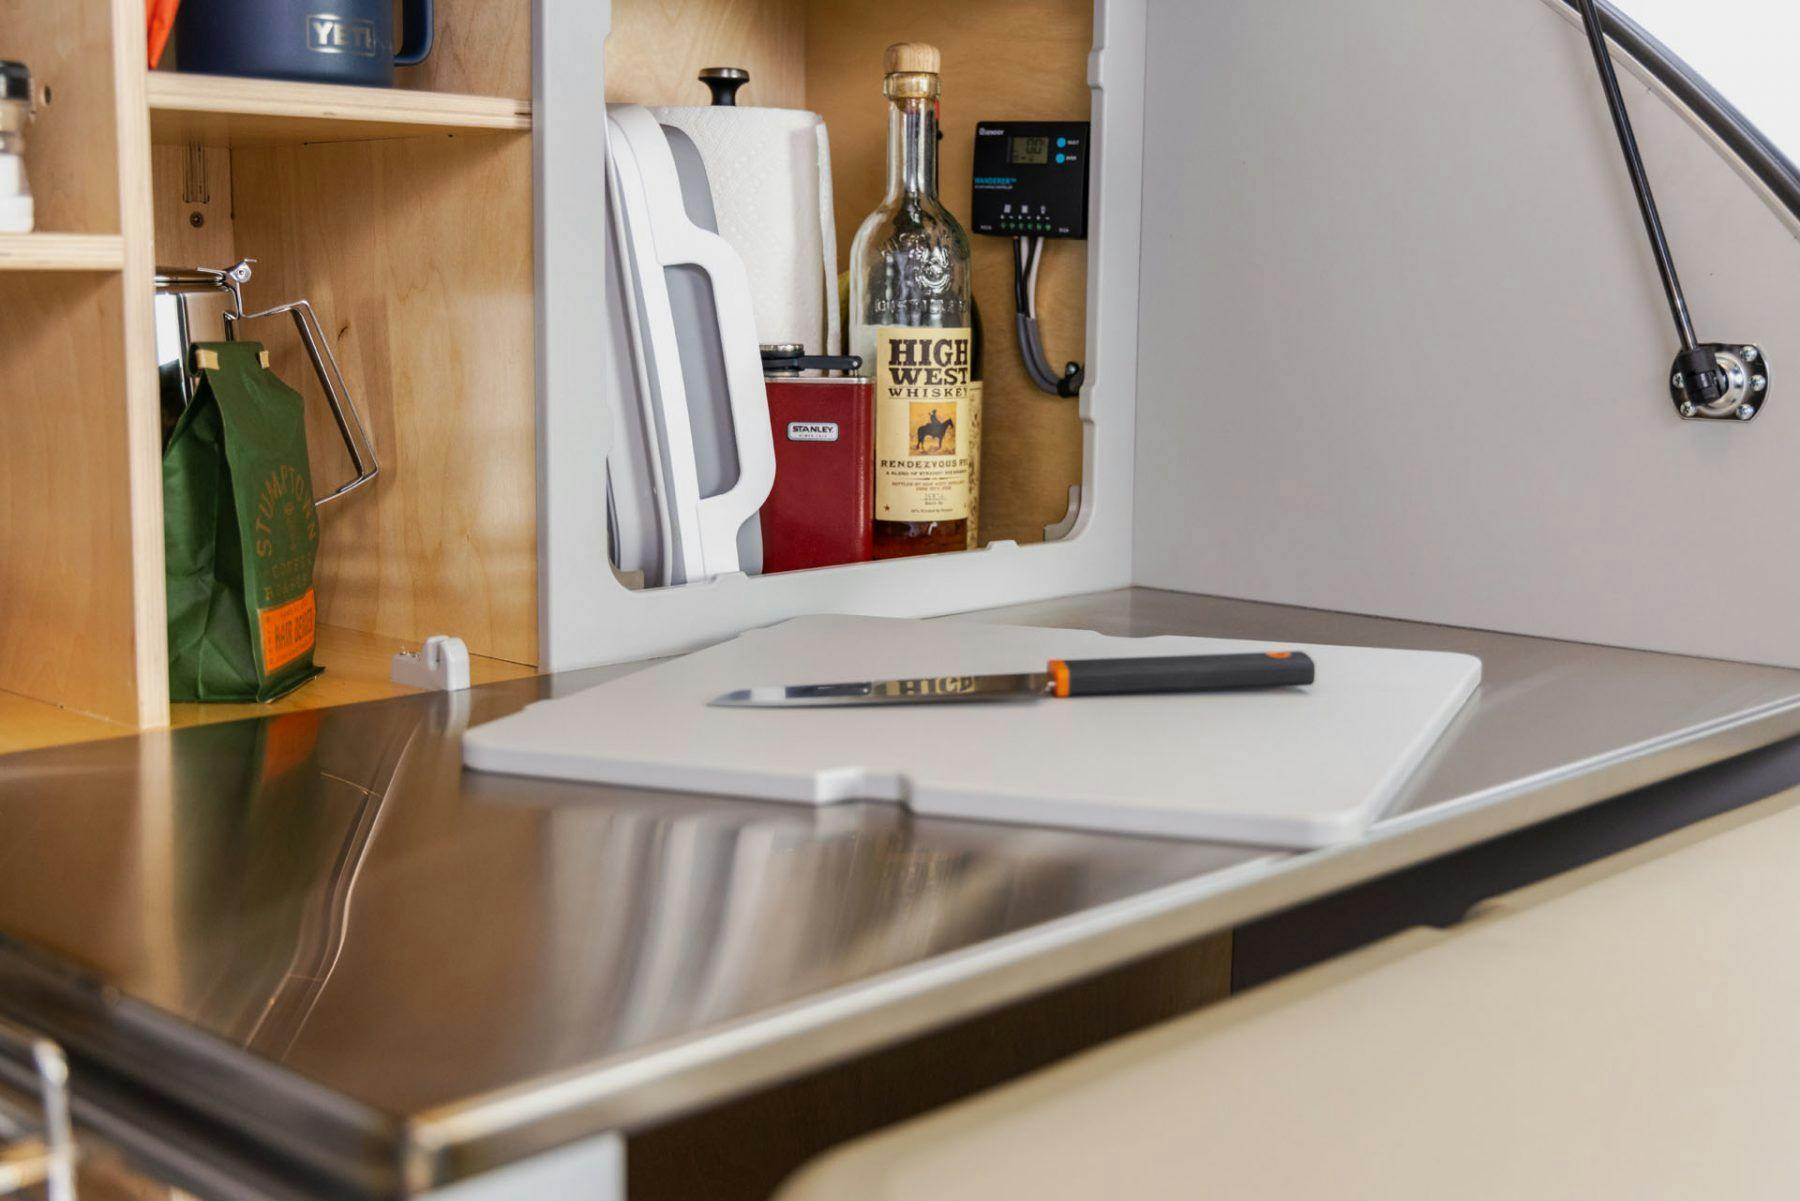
1618;0;1800;159
1133;0;1800;666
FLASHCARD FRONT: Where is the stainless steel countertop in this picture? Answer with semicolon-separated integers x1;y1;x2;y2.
3;588;1800;1196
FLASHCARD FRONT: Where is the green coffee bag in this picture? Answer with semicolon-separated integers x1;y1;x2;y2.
164;341;324;702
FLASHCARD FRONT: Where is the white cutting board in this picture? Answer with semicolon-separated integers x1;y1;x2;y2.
463;617;1481;848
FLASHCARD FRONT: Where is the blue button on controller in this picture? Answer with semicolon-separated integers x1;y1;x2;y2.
1055;152;1066;164
1057;136;1067;148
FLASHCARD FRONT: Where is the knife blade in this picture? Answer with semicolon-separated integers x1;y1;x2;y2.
710;651;1315;708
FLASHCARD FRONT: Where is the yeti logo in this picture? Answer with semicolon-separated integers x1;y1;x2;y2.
308;14;380;58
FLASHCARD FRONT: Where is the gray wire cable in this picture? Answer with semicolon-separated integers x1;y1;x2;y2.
1014;235;1081;396
1016;313;1062;393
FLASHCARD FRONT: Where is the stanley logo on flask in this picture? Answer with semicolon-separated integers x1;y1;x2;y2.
309;14;380;57
883;334;971;392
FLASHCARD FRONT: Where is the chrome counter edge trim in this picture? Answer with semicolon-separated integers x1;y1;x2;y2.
402;693;1800;1187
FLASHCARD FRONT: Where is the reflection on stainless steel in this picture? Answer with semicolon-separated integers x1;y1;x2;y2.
287;753;1222;1113
240;715;417;1059
251;697;470;1065
1;589;1799;1195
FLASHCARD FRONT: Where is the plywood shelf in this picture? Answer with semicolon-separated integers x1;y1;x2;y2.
0;233;126;271
0;625;539;755
146;72;532;146
167;624;539;731
0;689;130;755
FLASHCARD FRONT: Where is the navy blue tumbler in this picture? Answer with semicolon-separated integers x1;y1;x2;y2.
175;0;435;87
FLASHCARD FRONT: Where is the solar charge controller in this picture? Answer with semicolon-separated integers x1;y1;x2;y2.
971;120;1092;240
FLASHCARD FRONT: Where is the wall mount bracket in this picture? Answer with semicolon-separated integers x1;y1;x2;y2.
1672;343;1769;422
1575;0;1768;423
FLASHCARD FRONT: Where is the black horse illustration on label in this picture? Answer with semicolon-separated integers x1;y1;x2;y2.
914;408;956;453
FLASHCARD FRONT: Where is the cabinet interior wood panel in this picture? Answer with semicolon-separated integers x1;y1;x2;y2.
395;0;534;101
150;142;236;266
605;0;807;108
230;134;540;665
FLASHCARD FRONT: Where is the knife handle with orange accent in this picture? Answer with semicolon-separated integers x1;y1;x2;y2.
1046;652;1314;698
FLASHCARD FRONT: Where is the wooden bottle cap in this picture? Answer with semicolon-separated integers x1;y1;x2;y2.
884;43;941;76
884;42;941;99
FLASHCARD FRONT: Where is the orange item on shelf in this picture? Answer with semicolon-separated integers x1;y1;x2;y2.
146;0;181;69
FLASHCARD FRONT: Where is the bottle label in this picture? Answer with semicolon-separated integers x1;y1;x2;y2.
874;327;974;523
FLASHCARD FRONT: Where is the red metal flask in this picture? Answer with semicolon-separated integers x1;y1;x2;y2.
759;375;875;574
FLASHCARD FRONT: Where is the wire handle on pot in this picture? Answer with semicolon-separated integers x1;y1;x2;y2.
154;259;380;507
225;298;379;506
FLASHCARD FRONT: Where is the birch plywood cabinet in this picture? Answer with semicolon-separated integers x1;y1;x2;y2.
0;0;160;731
0;0;538;738
2;0;1095;744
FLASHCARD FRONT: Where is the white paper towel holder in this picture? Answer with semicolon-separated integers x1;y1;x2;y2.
649;71;842;358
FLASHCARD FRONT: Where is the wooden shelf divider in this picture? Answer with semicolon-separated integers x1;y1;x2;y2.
145;72;532;145
0;233;127;272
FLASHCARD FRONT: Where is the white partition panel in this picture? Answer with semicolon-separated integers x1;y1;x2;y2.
1134;0;1800;666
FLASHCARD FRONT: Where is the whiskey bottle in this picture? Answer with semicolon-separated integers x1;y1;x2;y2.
849;43;976;559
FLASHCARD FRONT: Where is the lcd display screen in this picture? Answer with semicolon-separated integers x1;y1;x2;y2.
1010;136;1049;165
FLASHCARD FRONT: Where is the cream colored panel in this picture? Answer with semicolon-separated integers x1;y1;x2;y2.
778;786;1800;1200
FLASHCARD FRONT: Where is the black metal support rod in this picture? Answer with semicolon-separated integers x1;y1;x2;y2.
1575;0;1698;352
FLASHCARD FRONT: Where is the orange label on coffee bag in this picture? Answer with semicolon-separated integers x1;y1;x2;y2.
259;589;317;673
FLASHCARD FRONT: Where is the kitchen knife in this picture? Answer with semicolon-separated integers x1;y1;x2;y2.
710;651;1315;708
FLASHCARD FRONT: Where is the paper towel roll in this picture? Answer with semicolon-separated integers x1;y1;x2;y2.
649;105;840;357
